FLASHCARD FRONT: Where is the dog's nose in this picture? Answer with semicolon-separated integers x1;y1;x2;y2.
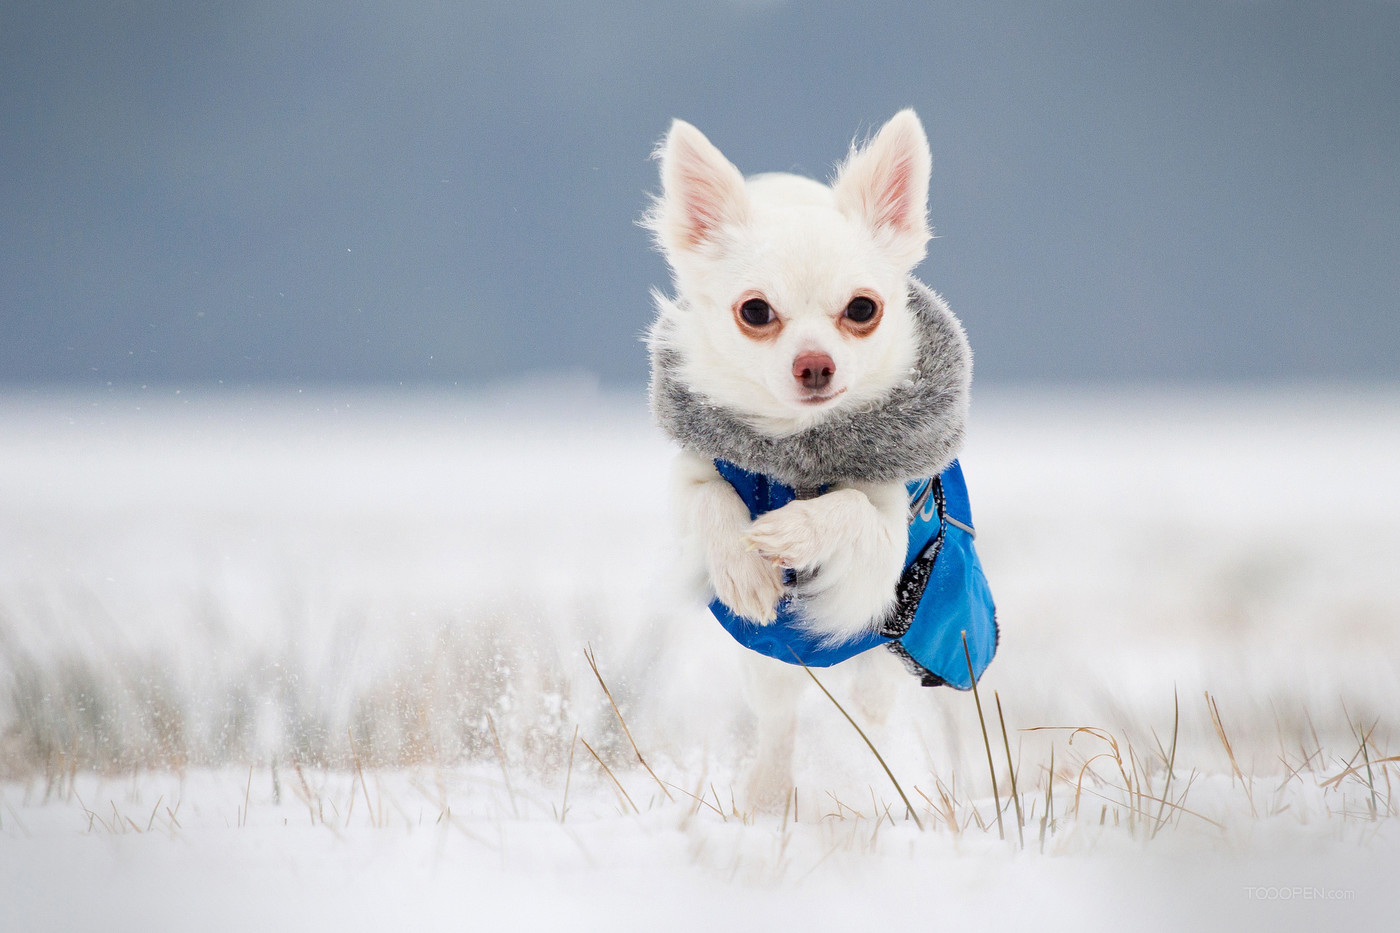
792;352;836;392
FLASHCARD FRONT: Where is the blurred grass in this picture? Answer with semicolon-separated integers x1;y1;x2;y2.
1;387;1398;845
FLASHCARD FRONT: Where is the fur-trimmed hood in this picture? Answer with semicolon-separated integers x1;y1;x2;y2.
649;278;971;488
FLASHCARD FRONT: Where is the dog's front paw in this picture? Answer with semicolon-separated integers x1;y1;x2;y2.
743;499;826;572
746;488;908;642
710;546;785;625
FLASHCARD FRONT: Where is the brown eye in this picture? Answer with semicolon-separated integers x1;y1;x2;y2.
845;296;877;322
837;294;883;337
739;297;773;326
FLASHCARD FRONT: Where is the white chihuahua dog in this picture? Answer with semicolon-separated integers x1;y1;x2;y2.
649;110;932;635
644;110;974;803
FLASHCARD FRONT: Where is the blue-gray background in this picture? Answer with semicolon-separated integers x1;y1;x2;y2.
3;1;1397;387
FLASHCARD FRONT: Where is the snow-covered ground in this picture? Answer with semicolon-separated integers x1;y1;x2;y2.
2;383;1397;930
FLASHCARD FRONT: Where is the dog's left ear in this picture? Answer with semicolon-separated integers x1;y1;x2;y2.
833;109;932;267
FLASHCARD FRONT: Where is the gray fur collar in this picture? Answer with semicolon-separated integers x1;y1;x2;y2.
649;279;971;488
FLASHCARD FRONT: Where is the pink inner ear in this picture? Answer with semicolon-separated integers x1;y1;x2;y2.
666;129;746;250
872;154;915;233
678;165;732;249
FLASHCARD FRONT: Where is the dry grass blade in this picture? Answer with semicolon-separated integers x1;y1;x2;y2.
1075;784;1223;831
995;691;1024;847
1072;752;1124;818
584;643;674;801
916;783;958;834
485;711;520;819
293;762;317;826
793;654;923;831
1151;687;1180;838
347;729;376;827
710;783;729;822
963;631;1003;841
1024;725;1136;820
1205;691;1256;817
146;795;163;833
1321;755;1400;789
1354;714;1380;818
664;780;724;817
580;735;639;814
1280;745;1324;788
1129;743;1148;828
1324;709;1386;818
558;725;579;823
1039;745;1055;853
241;764;253;828
0;796;29;838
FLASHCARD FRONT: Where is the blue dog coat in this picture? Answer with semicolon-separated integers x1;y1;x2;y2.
709;459;998;689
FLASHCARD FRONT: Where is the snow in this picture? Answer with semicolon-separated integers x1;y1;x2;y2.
2;382;1398;930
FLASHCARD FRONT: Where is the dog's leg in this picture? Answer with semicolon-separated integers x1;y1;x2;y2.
842;644;902;728
671;451;785;624
739;651;804;811
743;480;908;642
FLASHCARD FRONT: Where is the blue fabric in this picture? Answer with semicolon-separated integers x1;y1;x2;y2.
708;459;998;689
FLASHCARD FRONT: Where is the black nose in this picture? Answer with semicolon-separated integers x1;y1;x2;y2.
792;352;835;391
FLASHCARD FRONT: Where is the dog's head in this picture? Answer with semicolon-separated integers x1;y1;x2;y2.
646;110;933;435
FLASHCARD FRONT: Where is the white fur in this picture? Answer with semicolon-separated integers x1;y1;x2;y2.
671;449;785;624
648;123;929;436
648;111;936;804
650;110;933;636
744;480;910;644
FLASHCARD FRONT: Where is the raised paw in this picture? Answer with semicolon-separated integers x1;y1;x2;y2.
743;499;828;572
710;546;785;624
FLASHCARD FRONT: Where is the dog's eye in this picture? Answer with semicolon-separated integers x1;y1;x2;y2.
845;296;878;323
739;298;773;326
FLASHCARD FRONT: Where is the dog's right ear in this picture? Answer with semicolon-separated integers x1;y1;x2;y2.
647;120;750;256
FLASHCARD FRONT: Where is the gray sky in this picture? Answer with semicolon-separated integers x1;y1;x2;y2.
3;1;1397;386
